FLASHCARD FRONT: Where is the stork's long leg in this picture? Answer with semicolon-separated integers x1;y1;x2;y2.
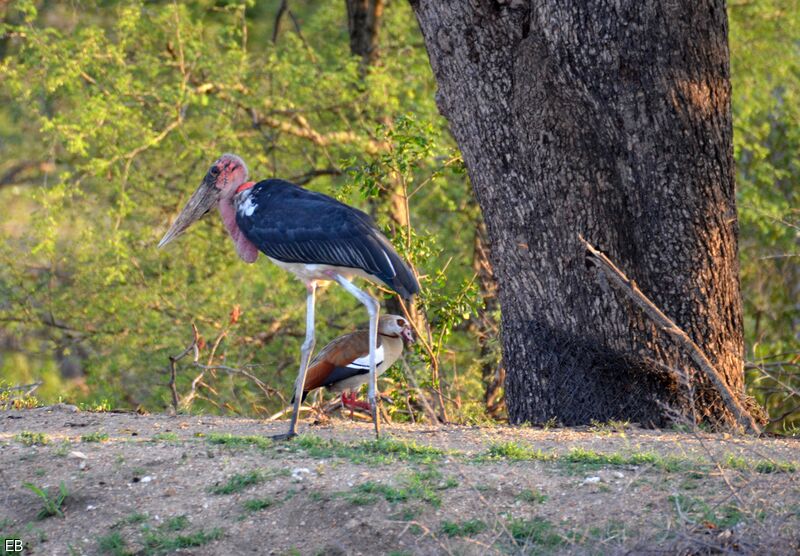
272;281;316;440
333;275;381;438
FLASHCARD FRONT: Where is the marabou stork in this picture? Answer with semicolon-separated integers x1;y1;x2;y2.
298;314;415;415
158;154;419;439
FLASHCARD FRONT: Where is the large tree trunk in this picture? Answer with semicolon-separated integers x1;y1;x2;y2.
472;219;505;418
411;1;749;427
345;0;384;65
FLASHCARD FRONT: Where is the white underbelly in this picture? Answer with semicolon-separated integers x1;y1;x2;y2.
267;258;375;284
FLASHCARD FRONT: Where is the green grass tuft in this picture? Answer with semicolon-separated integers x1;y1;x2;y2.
15;431;49;446
507;517;563;547
142;525;224;554
483;441;557;461
292;435;446;464
242;497;275;513
81;432;109;443
754;460;797;473
163;515;189;532
151;432;179;443
516;488;548;504
561;448;683;472
440;519;486;537
112;512;148;529
23;482;69;519
669;494;744;528
205;433;272;450
97;531;128;556
209;468;290;495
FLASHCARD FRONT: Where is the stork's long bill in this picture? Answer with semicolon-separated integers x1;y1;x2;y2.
157;154;249;249
157;177;217;248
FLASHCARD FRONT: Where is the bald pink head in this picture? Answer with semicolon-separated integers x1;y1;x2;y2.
157;153;251;249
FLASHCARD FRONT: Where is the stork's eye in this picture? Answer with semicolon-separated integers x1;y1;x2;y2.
210;166;221;177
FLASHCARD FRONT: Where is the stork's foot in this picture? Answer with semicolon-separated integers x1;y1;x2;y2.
270;431;298;441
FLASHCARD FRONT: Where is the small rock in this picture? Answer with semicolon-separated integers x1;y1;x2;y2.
86;505;96;511
69;451;88;460
582;476;601;485
291;468;311;481
141;476;153;483
612;471;624;479
344;518;359;530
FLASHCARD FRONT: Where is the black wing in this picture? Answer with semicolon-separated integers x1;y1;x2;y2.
237;179;419;298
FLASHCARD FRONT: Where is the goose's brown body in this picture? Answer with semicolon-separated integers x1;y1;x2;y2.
299;315;412;401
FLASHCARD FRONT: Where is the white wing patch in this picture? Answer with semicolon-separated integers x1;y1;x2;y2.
237;194;258;217
381;249;396;277
349;344;385;369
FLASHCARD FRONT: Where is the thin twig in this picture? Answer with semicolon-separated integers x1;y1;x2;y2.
167;324;201;412
0;381;43;395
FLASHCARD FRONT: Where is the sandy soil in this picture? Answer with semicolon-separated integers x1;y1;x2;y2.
1;405;799;555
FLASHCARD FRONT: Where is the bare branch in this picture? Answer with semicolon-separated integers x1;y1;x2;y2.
272;0;288;43
579;235;761;434
0;161;56;188
0;381;43;396
254;113;388;154
289;167;343;185
167;323;201;412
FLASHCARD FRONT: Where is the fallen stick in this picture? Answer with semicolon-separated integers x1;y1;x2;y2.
579;235;761;435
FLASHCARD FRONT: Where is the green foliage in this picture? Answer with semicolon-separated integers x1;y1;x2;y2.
730;1;800;431
22;481;69;519
0;381;41;410
0;0;483;422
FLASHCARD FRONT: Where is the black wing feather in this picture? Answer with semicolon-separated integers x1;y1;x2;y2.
321;366;368;387
237;179;419;298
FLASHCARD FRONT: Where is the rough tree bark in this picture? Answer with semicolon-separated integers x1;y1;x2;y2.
411;1;751;427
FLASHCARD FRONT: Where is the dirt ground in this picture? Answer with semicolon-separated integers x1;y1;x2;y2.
1;405;799;555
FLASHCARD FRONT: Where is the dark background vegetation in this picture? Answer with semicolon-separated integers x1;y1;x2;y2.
0;0;797;432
